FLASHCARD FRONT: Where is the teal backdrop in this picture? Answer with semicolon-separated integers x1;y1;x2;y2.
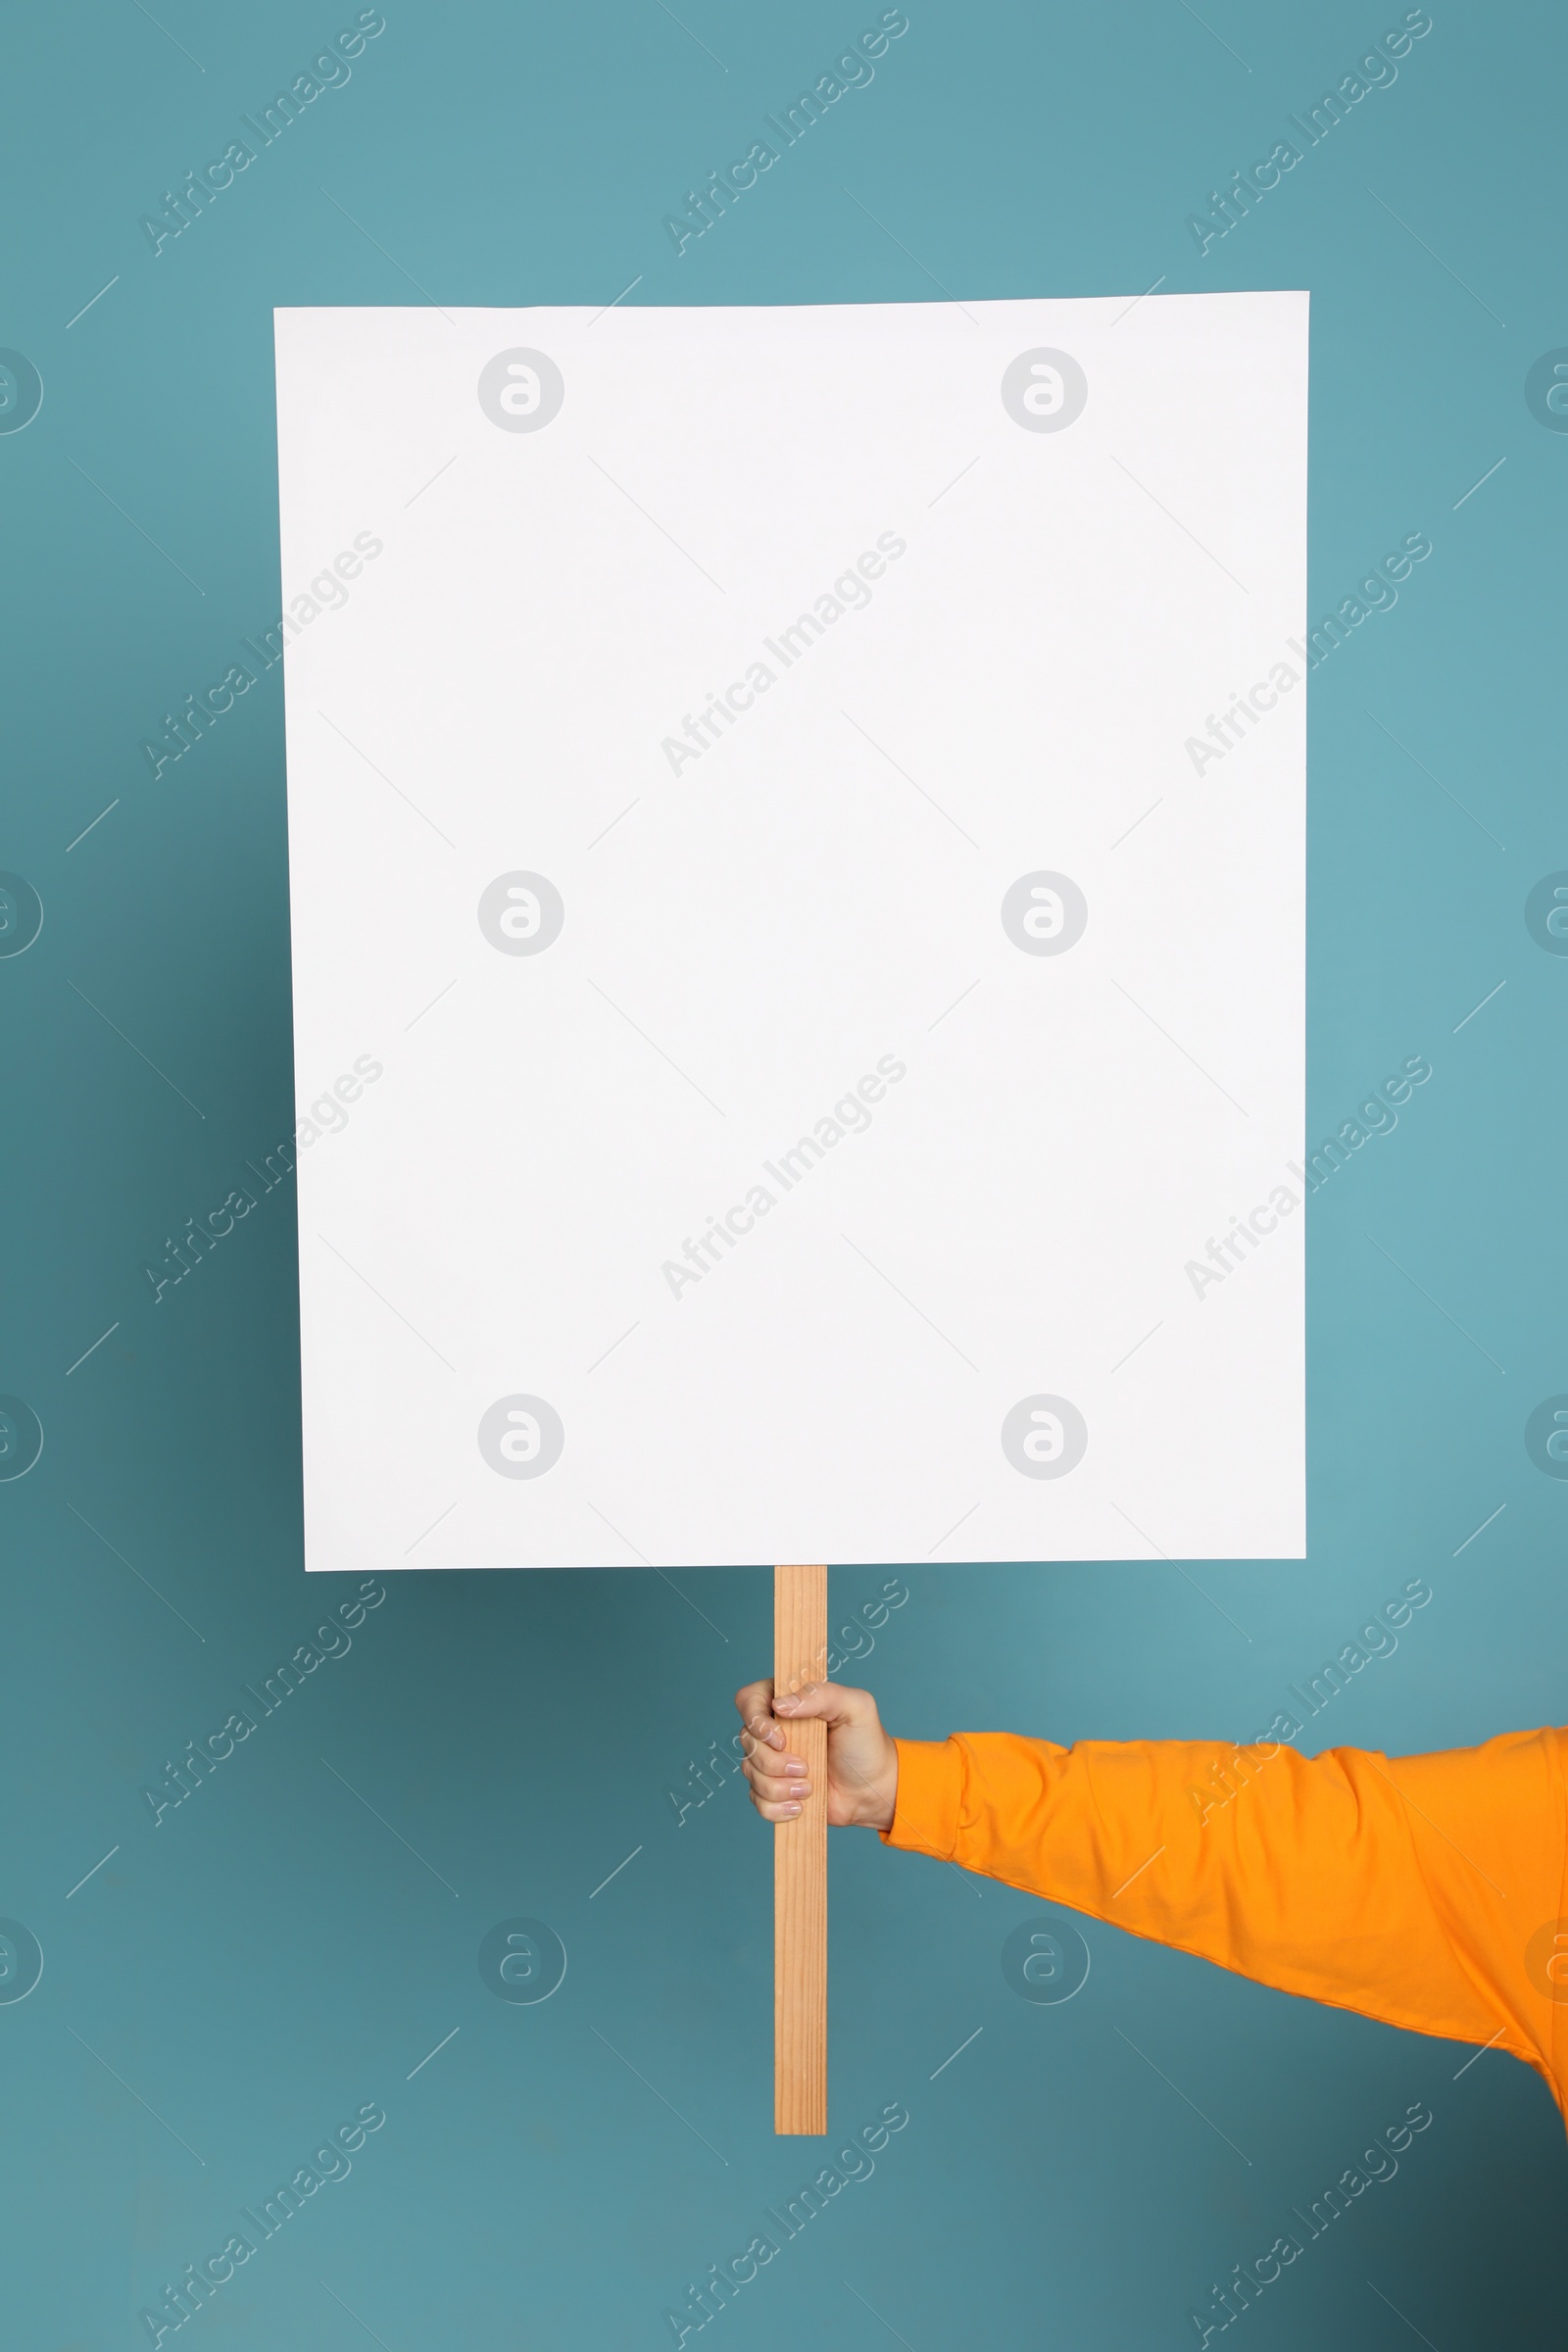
4;1;1567;2344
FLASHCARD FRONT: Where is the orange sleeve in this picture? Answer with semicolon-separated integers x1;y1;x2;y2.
886;1724;1568;2115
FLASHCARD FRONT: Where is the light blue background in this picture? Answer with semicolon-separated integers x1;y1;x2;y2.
4;1;1566;2343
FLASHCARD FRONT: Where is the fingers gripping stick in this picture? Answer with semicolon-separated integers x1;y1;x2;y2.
774;1563;827;2134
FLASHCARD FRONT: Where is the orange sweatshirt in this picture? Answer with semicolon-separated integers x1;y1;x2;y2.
885;1724;1568;2122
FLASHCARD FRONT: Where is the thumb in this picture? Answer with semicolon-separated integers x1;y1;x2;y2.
773;1679;875;1730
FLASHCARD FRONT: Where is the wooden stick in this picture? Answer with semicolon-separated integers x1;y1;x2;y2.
774;1562;827;2134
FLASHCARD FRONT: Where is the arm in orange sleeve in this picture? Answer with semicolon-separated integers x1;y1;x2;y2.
885;1723;1568;2113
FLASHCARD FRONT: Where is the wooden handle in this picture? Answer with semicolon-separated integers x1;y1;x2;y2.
774;1562;827;2134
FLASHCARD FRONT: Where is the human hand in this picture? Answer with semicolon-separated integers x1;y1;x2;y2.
732;1678;899;1831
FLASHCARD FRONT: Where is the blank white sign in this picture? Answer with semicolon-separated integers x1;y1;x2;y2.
275;294;1305;1572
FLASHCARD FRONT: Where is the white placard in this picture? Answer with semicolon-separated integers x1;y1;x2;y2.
275;294;1306;1571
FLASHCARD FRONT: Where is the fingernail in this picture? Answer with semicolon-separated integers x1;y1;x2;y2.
782;1802;802;1816
766;1729;786;1747
785;1759;807;1775
775;1695;799;1712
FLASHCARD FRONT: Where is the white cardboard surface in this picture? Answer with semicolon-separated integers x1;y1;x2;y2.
275;295;1306;1571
